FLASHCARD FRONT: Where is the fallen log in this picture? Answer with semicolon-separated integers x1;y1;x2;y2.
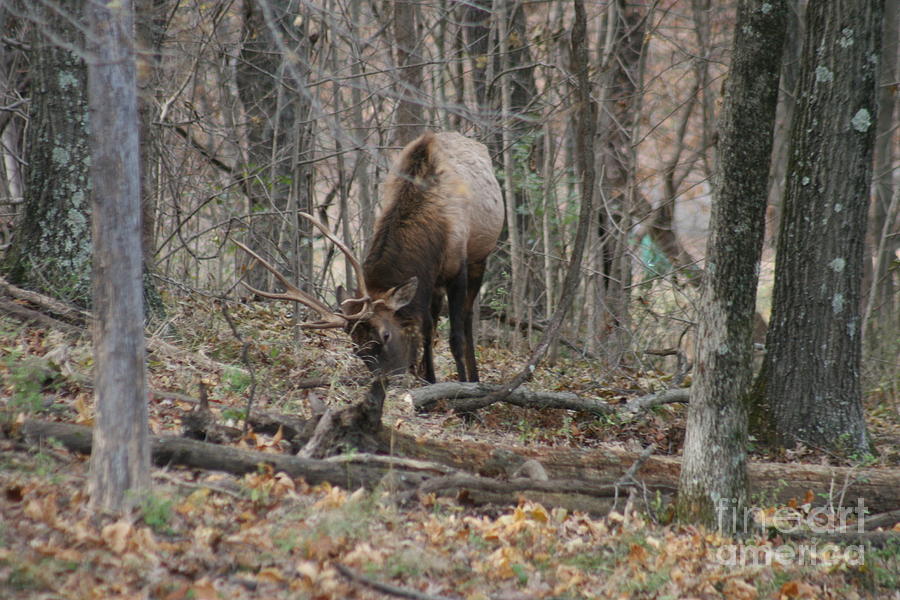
0;299;83;335
218;404;900;515
17;419;666;515
382;430;900;514
0;276;87;324
298;378;388;458
622;388;690;412
20;419;426;492
781;530;899;549
408;382;614;416
24;412;900;516
418;473;675;502
408;381;689;416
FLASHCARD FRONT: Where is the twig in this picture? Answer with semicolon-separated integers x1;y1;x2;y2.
334;562;459;600
622;388;690;413
616;444;657;487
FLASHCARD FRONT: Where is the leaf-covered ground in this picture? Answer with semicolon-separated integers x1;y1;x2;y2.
1;299;898;599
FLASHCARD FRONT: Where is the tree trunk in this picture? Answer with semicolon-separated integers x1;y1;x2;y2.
135;0;167;318
235;0;314;293
677;0;787;533
497;0;524;346
0;18;26;215
765;0;805;236
756;0;883;456
349;0;375;250
86;0;151;512
392;0;425;145
3;1;92;306
864;0;898;346
594;0;647;359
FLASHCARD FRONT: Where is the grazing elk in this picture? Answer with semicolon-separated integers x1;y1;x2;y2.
236;131;504;382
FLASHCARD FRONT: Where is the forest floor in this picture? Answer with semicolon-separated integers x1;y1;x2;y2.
0;296;898;599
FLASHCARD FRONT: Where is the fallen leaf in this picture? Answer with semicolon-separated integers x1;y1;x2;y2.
102;520;133;554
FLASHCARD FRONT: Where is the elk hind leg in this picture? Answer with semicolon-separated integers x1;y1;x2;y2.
462;260;486;382
446;266;469;381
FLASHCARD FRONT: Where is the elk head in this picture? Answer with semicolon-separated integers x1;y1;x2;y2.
234;213;419;376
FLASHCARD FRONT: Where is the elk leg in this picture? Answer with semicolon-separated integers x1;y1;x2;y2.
463;260;486;382
446;265;469;381
416;290;444;383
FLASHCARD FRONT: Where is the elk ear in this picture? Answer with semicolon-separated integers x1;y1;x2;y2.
383;277;418;311
336;285;355;304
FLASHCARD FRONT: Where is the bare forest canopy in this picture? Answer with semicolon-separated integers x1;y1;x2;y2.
0;0;895;380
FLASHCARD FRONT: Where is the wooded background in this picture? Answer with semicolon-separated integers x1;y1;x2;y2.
0;0;896;399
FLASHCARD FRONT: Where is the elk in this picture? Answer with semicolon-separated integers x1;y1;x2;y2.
236;131;504;383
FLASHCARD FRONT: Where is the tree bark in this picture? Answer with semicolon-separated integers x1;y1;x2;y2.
678;0;787;533
3;1;92;306
86;0;151;512
756;0;884;456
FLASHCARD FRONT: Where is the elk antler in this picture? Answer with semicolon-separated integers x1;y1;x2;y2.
296;212;371;318
233;240;346;329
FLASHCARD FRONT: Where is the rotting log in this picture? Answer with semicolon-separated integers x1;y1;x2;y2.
208;403;900;515
19;418;900;515
208;402;900;515
0;299;83;335
20;419;425;492
380;430;900;514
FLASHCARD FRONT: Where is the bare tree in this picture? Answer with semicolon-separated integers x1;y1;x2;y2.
86;0;150;512
678;0;787;533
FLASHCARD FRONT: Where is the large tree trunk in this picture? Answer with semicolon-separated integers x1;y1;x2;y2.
86;0;151;512
3;1;92;306
677;0;787;533
755;0;884;455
